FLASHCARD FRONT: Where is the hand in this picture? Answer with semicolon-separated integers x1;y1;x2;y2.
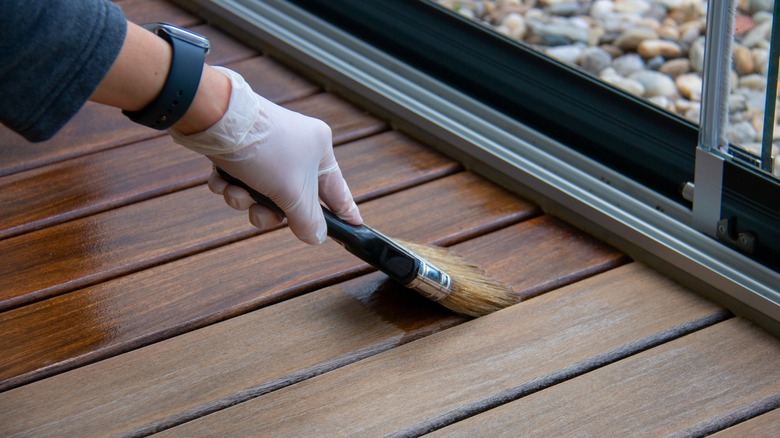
169;66;362;245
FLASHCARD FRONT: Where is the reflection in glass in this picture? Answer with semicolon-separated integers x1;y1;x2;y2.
434;0;779;176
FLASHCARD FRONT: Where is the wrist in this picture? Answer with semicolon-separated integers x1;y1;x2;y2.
171;65;231;135
168;66;264;157
90;22;172;111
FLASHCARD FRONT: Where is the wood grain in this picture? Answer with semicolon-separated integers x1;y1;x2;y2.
432;318;780;437
0;216;623;437
0;93;387;240
151;263;726;437
0;172;536;391
0;131;458;309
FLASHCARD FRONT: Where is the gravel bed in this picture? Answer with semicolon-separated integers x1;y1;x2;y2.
435;0;779;174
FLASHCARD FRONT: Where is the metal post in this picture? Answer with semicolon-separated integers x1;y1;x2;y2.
760;0;780;173
693;0;736;236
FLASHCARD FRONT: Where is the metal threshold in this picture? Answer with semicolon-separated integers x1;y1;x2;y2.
177;0;780;333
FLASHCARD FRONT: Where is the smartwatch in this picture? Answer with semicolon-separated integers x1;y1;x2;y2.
122;23;211;130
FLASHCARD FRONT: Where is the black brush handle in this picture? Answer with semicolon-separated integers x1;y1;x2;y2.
215;167;418;284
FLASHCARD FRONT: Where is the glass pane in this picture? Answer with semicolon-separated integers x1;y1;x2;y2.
433;0;780;178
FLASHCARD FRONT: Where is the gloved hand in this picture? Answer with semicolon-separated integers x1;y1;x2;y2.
169;66;362;245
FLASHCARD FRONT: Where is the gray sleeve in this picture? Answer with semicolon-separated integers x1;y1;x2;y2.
0;0;127;142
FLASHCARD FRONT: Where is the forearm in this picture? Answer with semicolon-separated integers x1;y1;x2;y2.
90;21;230;135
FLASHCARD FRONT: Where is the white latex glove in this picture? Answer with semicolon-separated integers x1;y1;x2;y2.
169;66;362;245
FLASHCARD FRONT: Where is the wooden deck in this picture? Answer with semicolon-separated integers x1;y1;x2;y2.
1;1;779;436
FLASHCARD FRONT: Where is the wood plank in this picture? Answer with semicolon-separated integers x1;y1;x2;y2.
0;92;386;240
0;211;624;437
0;103;158;177
115;0;200;27
284;93;388;146
0;186;249;309
0;172;536;391
192;24;259;66
710;409;780;437
0;131;457;308
149;263;727;437
0;137;205;240
226;56;320;103
452;215;631;301
116;2;259;65
432;318;780;437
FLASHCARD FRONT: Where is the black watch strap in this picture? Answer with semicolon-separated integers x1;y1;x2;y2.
122;27;206;130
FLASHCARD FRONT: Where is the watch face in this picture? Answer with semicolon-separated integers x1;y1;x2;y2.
143;23;211;54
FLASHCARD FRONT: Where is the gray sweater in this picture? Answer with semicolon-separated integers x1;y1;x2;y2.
0;0;127;142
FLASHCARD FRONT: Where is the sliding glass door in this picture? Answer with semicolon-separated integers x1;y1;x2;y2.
281;0;780;269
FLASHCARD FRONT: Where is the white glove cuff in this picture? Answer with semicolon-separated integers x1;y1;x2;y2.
168;66;268;156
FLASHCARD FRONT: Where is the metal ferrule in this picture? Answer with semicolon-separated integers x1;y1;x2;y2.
406;259;452;302
361;225;453;301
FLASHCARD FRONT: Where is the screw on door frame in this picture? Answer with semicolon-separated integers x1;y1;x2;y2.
715;217;756;254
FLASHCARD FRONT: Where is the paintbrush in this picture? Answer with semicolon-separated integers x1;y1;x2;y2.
216;168;517;317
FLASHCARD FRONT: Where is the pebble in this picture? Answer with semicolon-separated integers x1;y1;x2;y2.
527;20;589;45
501;13;527;40
645;55;666;71
614;27;659;51
729;94;750;114
752;48;770;75
546;44;585;64
435;0;780;173
637;39;682;58
739;74;767;90
676;73;703;101
580;46;612;74
741;19;772;48
601;67;646;95
729;120;759;144
688;37;705;72
612;53;645;76
733;45;755;75
659;58;691;77
629;70;678;97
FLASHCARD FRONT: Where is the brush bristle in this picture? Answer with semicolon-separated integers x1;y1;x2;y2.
398;241;518;317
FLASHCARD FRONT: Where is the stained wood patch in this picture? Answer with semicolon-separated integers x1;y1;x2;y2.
0;173;536;390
